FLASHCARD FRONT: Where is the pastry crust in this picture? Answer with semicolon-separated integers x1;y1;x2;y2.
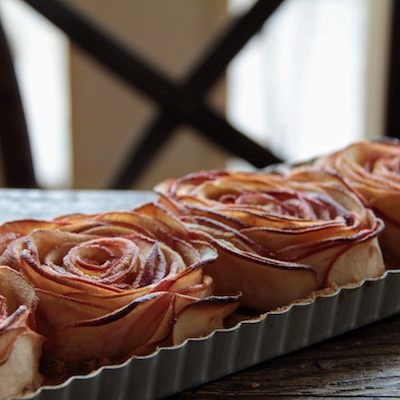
156;168;385;310
316;141;400;267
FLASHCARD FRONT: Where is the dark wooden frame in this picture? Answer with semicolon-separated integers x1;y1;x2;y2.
21;0;284;188
0;17;37;187
385;0;400;138
4;0;396;188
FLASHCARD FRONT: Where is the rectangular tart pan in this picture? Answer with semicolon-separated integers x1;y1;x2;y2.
19;269;400;400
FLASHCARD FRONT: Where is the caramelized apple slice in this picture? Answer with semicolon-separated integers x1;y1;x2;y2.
206;247;317;311
0;325;43;400
43;292;174;376
36;289;114;333
0;267;44;400
0;220;59;254
327;238;385;286
172;294;240;345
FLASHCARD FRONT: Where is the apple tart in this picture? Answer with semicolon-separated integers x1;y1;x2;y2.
156;169;385;311
0;149;395;398
316;140;400;267
0;267;43;400
0;203;238;385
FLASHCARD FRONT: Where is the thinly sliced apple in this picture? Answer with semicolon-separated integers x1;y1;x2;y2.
327;238;385;286
36;290;113;333
43;292;174;376
0;267;44;400
0;220;59;254
205;248;317;311
156;268;203;293
0;266;37;314
172;294;239;345
378;218;400;268
174;274;214;299
0;330;44;400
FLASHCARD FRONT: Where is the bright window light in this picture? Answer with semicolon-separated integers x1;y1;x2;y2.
228;0;389;165
0;0;71;188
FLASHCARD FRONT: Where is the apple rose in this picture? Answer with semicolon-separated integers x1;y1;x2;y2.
0;203;238;379
316;140;400;267
156;169;384;311
0;266;44;400
0;220;59;254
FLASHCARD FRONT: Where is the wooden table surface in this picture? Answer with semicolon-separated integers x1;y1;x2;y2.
2;189;400;400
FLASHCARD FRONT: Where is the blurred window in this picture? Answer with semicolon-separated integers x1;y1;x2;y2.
0;0;70;188
228;0;391;165
0;0;391;185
